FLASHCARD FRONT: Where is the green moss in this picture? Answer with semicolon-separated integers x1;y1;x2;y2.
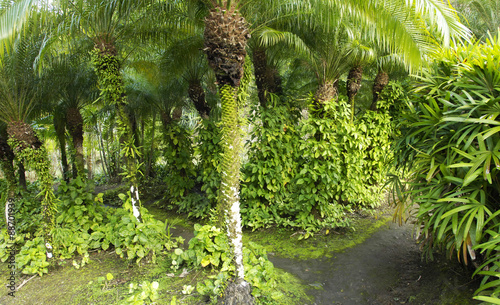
268;269;313;304
244;213;391;260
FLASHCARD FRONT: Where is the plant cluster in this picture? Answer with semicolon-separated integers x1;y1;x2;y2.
241;95;395;237
0;177;175;276
195;118;223;211
126;280;160;305
170;224;284;304
162;122;196;207
393;36;500;303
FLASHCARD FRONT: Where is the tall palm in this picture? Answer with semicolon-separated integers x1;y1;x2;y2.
47;52;97;179
62;0;154;221
161;35;213;119
0;22;57;259
202;0;253;302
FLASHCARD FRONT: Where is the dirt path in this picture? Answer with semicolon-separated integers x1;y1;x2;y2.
269;222;480;305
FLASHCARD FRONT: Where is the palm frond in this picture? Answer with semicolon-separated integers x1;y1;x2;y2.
0;0;34;40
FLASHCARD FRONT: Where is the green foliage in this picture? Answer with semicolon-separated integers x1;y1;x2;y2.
91;48;141;189
241;98;301;229
0;185;47;275
7;136;57;262
196;118;223;210
126;280;159;305
170;224;283;303
16;236;50;276
0;185;42;234
1;177;175;276
393;36;500;301
242;96;393;236
162;122;196;207
218;84;243;223
91;49;125;107
8;139;58;228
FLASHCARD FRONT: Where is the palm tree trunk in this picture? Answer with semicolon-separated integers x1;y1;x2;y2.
188;80;210;119
313;80;338;117
253;46;269;108
146;112;156;178
53;114;69;182
18;161;26;190
371;69;389;111
204;4;253;303
0;130;16;197
92;41;141;221
252;46;282;109
218;84;244;274
347;66;363;122
66;107;85;178
6;121;56;259
59;140;69;182
97;122;109;180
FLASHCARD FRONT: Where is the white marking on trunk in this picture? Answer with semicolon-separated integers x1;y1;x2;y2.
130;186;141;222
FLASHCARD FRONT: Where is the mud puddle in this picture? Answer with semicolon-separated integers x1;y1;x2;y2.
269;222;480;305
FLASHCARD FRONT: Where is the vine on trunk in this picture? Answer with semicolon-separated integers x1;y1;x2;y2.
91;48;142;222
7;137;57;259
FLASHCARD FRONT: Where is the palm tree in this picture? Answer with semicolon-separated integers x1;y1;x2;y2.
453;0;500;39
160;35;213;119
202;0;253;302
0;21;57;259
46;52;98;179
0;0;34;40
61;0;156;221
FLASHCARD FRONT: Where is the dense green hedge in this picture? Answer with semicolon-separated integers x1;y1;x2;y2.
241;94;395;237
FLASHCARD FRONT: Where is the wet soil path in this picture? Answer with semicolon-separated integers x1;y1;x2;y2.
269;222;480;305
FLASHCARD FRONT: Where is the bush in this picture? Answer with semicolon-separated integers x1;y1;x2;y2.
241;99;301;230
170;224;284;304
0;177;175;276
241;95;394;237
393;35;500;303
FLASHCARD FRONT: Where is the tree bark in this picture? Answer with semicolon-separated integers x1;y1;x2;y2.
53;114;69;182
252;46;282;109
203;5;253;303
18;161;26;190
189;80;210;119
347;66;363;122
313;80;338;118
145;112;156;178
218;84;246;282
0;130;16;196
371;69;389;111
66;107;85;178
219;278;253;305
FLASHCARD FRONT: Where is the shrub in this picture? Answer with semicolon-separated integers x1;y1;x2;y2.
393;35;500;302
170;224;282;303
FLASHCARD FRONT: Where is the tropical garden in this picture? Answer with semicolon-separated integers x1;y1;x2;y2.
0;0;499;304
